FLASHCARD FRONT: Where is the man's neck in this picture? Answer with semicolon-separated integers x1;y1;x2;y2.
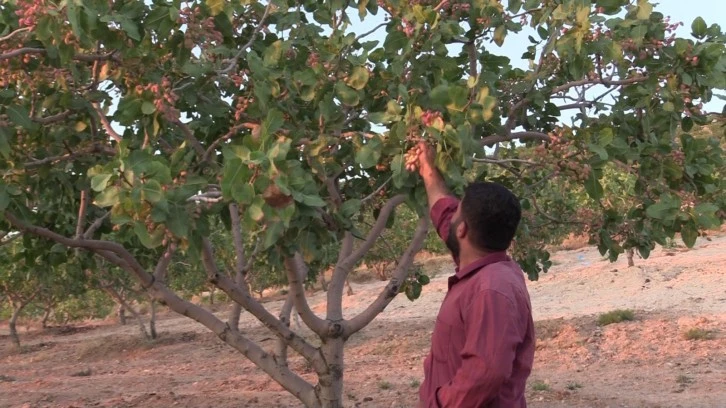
457;249;494;271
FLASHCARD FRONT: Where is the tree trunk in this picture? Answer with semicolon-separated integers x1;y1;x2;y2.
627;248;635;267
41;304;53;329
149;298;157;340
117;304;127;325
318;269;328;292
9;304;22;350
209;286;215;305
275;296;294;366
102;287;150;340
317;338;345;408
228;268;246;331
344;279;354;296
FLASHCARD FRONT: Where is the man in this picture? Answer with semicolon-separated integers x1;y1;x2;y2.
412;142;535;408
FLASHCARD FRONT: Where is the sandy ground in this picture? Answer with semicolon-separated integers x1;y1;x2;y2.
1;234;724;408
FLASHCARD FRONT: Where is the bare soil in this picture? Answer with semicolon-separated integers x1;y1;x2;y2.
1;235;725;408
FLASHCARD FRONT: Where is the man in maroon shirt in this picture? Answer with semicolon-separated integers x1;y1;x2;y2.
412;143;535;407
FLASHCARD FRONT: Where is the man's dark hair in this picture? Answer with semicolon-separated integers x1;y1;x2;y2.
460;182;521;251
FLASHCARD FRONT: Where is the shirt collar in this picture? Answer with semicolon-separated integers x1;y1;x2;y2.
449;251;511;287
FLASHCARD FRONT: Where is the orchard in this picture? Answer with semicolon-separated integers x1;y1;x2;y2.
0;0;724;407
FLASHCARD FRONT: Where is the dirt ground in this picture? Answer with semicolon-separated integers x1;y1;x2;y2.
1;234;725;408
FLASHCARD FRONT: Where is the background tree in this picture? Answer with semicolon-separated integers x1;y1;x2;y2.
0;0;724;407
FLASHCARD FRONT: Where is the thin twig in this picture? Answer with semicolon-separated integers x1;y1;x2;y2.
0;27;30;42
218;2;274;75
92;103;122;143
361;177;392;203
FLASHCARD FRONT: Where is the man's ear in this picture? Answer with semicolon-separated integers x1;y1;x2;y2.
457;220;468;239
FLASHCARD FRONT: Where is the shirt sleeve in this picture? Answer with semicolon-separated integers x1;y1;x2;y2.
430;196;459;242
435;290;522;408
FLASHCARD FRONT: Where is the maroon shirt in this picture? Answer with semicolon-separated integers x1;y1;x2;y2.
419;197;535;408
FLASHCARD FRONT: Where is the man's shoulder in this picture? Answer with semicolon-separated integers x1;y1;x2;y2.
470;260;528;297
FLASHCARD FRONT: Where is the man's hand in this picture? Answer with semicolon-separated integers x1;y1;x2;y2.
405;142;435;175
405;141;451;214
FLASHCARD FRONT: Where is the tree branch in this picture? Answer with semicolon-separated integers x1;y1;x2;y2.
473;157;538;165
0;27;30;42
339;194;406;271
4;212;152;286
23;144;116;169
480;131;551;147
345;217;429;336
0;47;119;62
200;239;325;370
218;2;274;75
154;244;175;281
92;103;123;143
83;212;110;239
551;75;648;95
202;123;255;162
284;253;327;336
171;120;206;160
361;177;392;204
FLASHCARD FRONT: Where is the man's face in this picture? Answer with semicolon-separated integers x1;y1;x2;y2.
446;208;462;260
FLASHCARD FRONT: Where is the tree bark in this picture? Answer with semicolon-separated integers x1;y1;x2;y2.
102;287;150;340
275;295;294;367
149;298;158;340
627;248;635;267
117;304;127;325
41;305;53;329
317;338;345;408
9;304;23;349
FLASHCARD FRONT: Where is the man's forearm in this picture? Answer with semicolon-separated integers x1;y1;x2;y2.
421;164;451;214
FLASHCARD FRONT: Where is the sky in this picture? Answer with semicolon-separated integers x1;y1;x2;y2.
107;1;726;134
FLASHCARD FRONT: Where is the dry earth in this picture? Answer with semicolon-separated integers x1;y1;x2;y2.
1;234;725;408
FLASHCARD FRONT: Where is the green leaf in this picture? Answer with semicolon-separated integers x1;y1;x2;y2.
298;194;326;207
691;17;707;38
263;40;283;67
635;0;652;20
262;221;285;250
231;183;254;205
141;101;156;115
141;180;164;203
680;222;698;248
94;187;120;207
0;127;12;158
646;199;678;220
334;82;360;106
493;25;507;47
405;281;422;301
693;203;720;228
417;274;430;285
167;210;189;237
133;223;163;249
584;172;604;200
90;174;113;192
260;109;284;144
341;199;362;218
598;128;614;146
588;143;608;160
206;0;225;15
249;203;264;222
221;158;251;200
355;138;382;169
0;186;9;211
681;117;694;132
346;66;370;90
5;105;33;129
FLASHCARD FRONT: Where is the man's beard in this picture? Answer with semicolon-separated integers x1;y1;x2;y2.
446;218;461;261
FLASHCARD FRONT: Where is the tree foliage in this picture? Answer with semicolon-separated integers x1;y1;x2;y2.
0;0;724;406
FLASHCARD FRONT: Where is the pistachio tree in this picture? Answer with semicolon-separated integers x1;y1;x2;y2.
0;0;724;406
